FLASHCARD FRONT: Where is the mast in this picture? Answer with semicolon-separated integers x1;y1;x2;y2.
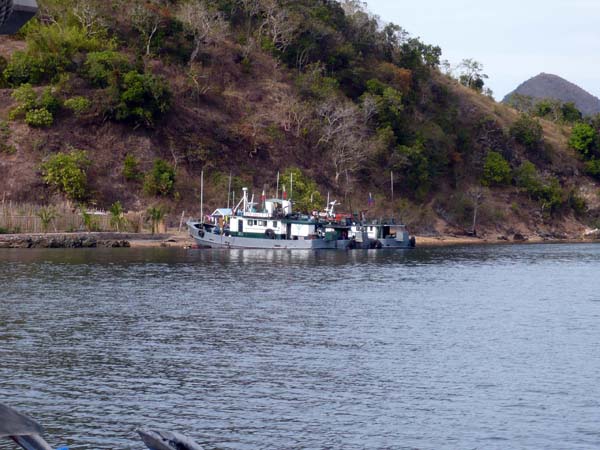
276;171;280;201
226;171;232;209
390;170;394;221
200;169;204;224
290;172;293;202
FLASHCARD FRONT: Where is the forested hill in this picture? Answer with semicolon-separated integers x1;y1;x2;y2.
1;0;600;238
503;73;600;117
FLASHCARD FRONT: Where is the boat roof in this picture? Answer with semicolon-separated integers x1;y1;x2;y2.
211;208;233;217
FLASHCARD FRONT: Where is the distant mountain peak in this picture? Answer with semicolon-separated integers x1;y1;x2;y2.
503;73;600;116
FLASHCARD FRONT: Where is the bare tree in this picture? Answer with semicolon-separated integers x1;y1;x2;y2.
177;0;228;65
130;0;167;56
72;0;105;36
258;0;297;51
317;99;368;184
467;186;484;236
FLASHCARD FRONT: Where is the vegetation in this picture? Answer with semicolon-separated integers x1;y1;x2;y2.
109;201;125;231
36;206;58;232
143;159;176;197
281;167;322;212
41;150;90;201
510;114;543;150
0;0;598;236
123;154;142;181
146;205;165;234
482;151;511;186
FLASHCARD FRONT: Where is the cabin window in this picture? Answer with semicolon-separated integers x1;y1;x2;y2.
272;221;278;228
261;220;267;227
248;220;254;226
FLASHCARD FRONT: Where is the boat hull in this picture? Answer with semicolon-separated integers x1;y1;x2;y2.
187;222;341;249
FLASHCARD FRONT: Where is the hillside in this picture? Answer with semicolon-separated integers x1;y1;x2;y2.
503;73;600;117
1;0;600;240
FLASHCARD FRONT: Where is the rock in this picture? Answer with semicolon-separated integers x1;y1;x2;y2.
513;233;528;242
497;235;509;241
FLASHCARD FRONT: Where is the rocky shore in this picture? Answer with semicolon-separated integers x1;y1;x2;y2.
0;230;598;249
0;232;181;249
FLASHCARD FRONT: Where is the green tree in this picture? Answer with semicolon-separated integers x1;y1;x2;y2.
569;122;597;158
482;151;511;186
123;154;142;181
41;150;90;201
281;167;323;213
510;114;543;150
143;159;176;197
113;71;171;126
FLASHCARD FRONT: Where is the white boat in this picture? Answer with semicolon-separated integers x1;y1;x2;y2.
187;188;350;249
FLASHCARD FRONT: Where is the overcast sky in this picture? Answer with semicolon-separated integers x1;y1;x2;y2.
365;0;600;100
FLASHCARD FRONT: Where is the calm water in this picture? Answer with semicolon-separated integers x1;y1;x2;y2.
1;245;600;449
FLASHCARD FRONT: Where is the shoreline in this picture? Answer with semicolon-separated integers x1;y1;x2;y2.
0;231;598;249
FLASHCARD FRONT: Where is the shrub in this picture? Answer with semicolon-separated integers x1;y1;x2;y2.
569;122;597;158
9;84;59;127
64;96;92;116
25;108;54;127
3;51;51;86
123;154;142;181
568;190;587;216
584;159;600;179
510;114;543;149
143;159;176;197
41;150;90;201
9;83;38;119
482;151;511;186
514;160;541;192
113;71;171;126
83;51;133;88
0;121;16;154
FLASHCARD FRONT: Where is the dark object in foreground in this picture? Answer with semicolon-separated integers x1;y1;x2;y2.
138;429;204;450
1;402;203;450
0;403;56;450
0;0;38;35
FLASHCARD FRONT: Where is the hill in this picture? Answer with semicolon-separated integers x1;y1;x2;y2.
1;0;600;240
503;73;600;117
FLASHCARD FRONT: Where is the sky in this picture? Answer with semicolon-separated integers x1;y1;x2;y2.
365;0;600;101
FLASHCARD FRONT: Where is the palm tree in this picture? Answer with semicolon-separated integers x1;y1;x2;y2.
109;201;125;232
36;207;58;233
146;205;165;234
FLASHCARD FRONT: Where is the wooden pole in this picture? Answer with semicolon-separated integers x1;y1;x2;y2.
179;210;185;232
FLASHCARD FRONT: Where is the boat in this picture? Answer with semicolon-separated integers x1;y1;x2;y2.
187;182;415;250
187;188;349;249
